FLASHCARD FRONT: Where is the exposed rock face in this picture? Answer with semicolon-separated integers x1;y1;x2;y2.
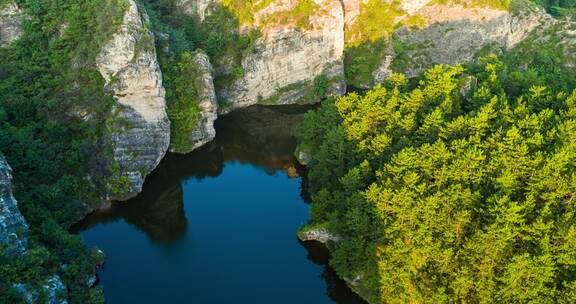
13;275;69;304
511;12;576;68
399;0;431;14
219;22;347;112
0;153;28;253
0;1;25;48
171;52;218;153
178;0;213;22
96;0;170;201
171;0;566;153
94;0;564;200
294;147;313;166
1;155;70;302
299;227;342;244
180;0;347;114
388;4;553;78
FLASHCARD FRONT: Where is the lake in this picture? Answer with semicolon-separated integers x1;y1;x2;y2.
73;105;367;304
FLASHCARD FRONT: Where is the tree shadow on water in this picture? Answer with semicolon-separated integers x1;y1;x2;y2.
301;240;368;304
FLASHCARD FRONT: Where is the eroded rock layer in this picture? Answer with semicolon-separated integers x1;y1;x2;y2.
0;1;25;48
96;0;170;200
0;153;28;253
170;52;219;154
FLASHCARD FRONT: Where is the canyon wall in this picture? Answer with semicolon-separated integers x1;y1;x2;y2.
96;0;170;200
2;0;568;203
0;1;24;48
179;0;347;114
0;2;26;48
0;154;69;304
387;3;554;79
218;0;346;113
169;52;219;154
0;153;28;254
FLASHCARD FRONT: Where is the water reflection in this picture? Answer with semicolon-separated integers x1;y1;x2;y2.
74;105;308;239
73;105;365;304
302;241;368;304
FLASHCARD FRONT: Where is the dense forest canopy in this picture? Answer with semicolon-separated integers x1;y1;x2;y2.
298;56;576;303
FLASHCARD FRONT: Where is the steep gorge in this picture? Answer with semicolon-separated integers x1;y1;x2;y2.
1;0;576;301
0;0;569;205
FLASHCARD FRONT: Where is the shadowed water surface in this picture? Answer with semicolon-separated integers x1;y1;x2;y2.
73;105;367;304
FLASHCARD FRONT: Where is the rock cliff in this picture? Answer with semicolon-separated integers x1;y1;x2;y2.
1;155;71;303
96;0;170;201
92;0;569;202
180;0;347;113
175;0;563;106
0;1;25;48
0;153;28;253
388;3;554;78
170;52;219;154
342;0;557;87
13;275;69;304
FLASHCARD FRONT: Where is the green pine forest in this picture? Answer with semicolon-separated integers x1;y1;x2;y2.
297;56;576;303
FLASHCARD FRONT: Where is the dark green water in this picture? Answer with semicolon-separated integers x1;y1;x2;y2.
73;105;367;304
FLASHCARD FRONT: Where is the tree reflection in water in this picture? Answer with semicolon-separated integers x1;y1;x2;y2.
72;105;365;304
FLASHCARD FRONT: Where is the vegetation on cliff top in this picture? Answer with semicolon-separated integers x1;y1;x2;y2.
344;0;423;88
143;3;202;153
298;56;576;303
221;0;322;30
165;52;202;152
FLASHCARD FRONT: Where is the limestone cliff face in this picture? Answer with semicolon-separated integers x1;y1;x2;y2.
178;0;213;22
341;0;557;87
0;153;28;253
13;275;69;304
96;0;170;201
180;0;347;114
170;52;218;154
0;155;72;303
511;11;576;68
0;1;25;48
388;3;553;78
93;0;564;199
219;24;346;113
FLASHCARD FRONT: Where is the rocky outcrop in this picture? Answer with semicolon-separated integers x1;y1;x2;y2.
180;0;346;114
95;0;564;200
0;1;25;48
218;26;346;112
96;0;170;201
298;227;342;244
1;155;71;303
171;52;218;154
386;3;554;78
13;275;69;304
0;153;28;253
294;146;313;166
508;11;576;68
170;0;566;150
178;0;213;22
